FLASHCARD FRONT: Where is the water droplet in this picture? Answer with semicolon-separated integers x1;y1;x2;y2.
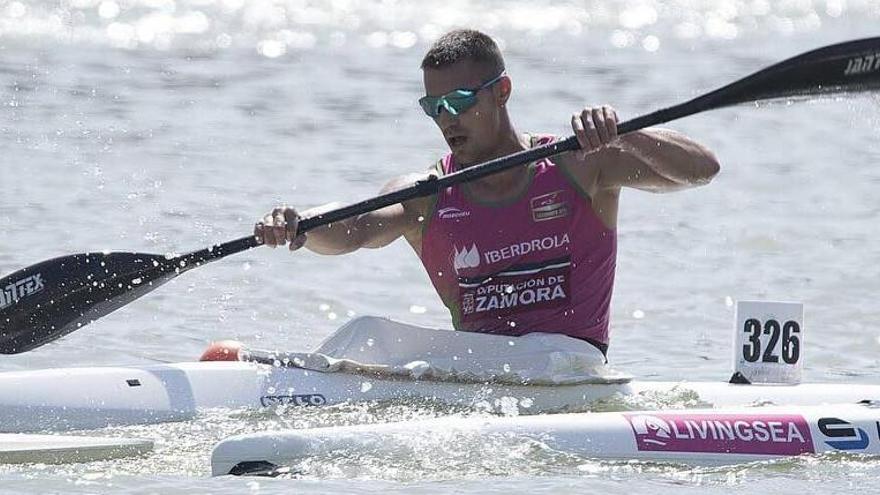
641;35;660;52
98;1;120;19
257;40;286;58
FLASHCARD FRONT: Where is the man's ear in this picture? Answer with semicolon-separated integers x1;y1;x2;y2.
497;76;512;106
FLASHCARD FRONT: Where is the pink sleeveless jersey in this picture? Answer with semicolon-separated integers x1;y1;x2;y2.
420;135;617;353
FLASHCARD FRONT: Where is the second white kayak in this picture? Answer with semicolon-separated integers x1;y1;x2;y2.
211;403;880;476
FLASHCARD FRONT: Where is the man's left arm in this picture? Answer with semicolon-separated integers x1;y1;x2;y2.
600;128;720;193
563;106;721;195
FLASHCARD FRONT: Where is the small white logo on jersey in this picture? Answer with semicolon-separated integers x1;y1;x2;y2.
438;207;471;219
453;244;480;273
531;190;568;222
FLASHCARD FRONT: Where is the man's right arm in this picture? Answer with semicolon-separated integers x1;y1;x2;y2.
255;173;431;255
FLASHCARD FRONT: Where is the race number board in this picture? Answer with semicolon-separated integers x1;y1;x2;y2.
733;301;804;384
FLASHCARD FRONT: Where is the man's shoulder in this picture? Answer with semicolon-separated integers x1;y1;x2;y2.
546;138;606;200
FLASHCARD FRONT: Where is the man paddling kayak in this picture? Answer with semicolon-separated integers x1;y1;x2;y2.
4;35;871;356
256;29;719;356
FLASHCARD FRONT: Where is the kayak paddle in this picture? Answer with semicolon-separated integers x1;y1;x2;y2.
1;37;878;353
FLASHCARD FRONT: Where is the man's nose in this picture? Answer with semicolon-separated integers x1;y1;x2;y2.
435;107;456;127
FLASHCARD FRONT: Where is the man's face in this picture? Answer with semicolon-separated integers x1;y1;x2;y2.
422;60;504;165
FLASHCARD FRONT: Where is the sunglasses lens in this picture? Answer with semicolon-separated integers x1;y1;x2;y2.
419;90;478;118
418;97;439;117
445;93;476;115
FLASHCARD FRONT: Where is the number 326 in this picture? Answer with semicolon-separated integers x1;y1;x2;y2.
742;319;800;364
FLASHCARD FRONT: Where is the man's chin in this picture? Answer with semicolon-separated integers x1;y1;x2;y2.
452;147;478;166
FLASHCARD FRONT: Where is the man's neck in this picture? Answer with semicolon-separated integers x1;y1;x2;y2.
462;127;532;200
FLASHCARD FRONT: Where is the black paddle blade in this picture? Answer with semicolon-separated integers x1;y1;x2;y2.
722;37;880;105
618;37;880;134
0;252;179;354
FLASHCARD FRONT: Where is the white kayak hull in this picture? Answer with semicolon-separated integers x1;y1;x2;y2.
1;361;880;433
211;403;880;475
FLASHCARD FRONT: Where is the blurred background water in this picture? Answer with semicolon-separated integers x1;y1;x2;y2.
0;0;878;492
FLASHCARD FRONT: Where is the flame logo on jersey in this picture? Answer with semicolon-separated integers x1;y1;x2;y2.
453;244;480;273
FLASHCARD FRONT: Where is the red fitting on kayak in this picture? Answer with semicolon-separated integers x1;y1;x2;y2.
199;340;243;361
